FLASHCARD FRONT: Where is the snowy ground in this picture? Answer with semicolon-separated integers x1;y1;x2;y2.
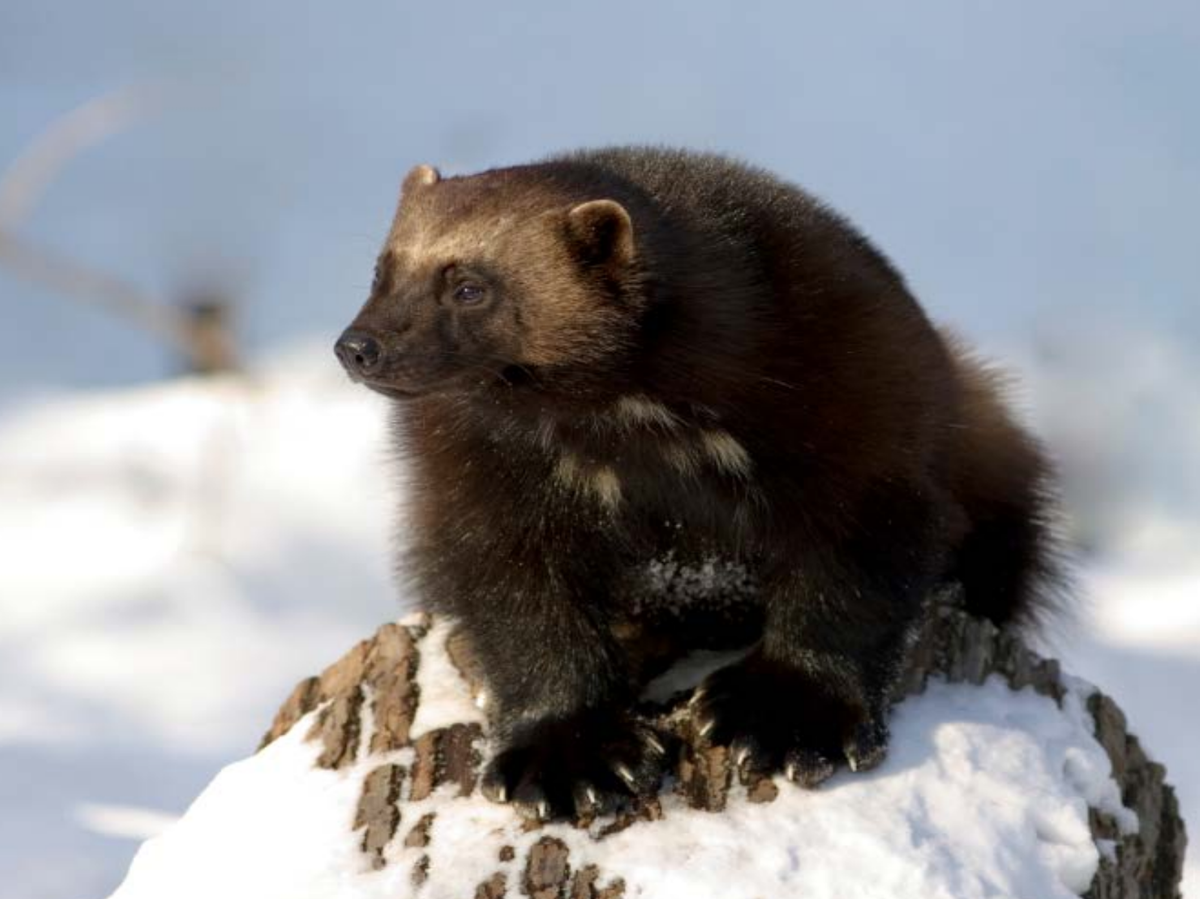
0;344;1195;898
0;346;401;898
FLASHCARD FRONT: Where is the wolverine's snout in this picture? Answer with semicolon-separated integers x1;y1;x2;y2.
334;328;383;378
334;323;461;398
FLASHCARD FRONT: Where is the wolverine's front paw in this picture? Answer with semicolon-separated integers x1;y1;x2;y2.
480;709;670;822
690;655;888;787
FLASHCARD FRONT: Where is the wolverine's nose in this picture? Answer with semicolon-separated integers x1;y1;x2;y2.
335;329;382;377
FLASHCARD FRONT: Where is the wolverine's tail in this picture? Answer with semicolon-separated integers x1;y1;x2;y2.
942;338;1064;630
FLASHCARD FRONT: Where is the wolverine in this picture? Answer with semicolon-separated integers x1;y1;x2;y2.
335;146;1058;820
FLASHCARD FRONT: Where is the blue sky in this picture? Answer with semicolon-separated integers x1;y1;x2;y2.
1;0;1197;399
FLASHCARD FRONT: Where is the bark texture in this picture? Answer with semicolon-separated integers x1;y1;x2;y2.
260;592;1186;898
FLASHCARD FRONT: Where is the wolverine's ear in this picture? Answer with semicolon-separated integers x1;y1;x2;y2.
401;163;441;196
566;199;635;267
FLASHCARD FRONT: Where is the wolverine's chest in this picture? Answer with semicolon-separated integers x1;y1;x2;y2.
519;394;758;518
482;396;763;549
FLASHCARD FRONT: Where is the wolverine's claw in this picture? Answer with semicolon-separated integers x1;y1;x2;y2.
481;775;508;804
642;730;666;756
481;710;668;821
843;722;888;774
784;749;837;788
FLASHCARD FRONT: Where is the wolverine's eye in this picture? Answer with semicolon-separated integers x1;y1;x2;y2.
453;283;487;304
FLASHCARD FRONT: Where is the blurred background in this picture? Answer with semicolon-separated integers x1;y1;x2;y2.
0;1;1196;896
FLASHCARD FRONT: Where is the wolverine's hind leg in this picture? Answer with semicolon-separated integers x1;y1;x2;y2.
949;484;1056;627
944;344;1060;628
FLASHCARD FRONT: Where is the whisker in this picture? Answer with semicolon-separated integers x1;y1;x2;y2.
759;376;800;392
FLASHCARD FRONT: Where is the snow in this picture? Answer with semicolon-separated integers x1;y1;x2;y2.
112;714;371;899
0;345;405;897
109;668;1134;899
0;343;1196;898
75;804;179;841
407;616;485;740
0;347;400;751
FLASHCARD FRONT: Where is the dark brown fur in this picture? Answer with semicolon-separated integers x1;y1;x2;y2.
336;146;1059;819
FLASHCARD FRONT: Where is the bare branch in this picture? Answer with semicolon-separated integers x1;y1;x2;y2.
0;84;169;230
0;228;192;349
0;83;239;373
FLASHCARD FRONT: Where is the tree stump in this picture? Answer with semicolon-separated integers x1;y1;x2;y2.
115;589;1186;898
247;589;1185;898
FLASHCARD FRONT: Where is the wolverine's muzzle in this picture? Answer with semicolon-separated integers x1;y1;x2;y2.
334;327;465;398
334;329;383;378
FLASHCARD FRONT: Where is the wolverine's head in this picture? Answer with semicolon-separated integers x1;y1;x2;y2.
335;162;641;399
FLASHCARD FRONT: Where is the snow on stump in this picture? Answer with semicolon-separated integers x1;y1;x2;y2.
111;591;1186;899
